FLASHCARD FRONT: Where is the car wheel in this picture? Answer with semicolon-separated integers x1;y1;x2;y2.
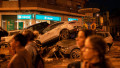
59;29;70;40
70;48;80;59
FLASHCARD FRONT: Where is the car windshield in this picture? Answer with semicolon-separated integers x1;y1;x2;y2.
27;22;49;33
42;22;64;34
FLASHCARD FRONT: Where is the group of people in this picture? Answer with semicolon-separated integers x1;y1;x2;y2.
68;29;113;68
8;29;42;68
7;29;113;68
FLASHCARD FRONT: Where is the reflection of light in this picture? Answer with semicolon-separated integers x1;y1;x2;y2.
30;20;31;25
36;21;40;23
24;21;26;28
96;13;99;17
2;20;6;22
17;20;18;29
18;16;21;18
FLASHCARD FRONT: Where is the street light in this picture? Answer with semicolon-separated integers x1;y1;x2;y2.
96;13;100;28
96;13;99;17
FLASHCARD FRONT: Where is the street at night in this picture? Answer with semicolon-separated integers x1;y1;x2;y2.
0;0;120;68
0;41;120;68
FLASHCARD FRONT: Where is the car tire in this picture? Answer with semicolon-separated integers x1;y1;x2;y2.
70;48;80;59
59;29;70;40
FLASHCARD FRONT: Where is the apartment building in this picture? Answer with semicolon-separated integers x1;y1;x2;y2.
0;0;87;31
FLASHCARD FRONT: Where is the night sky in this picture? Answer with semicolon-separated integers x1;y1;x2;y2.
85;0;120;15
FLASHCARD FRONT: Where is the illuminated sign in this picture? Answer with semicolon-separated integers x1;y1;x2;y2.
17;15;33;19
68;18;78;21
36;15;61;21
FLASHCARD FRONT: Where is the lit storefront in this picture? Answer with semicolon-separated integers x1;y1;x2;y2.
1;14;82;31
36;14;61;24
68;18;78;21
17;14;33;30
1;15;17;31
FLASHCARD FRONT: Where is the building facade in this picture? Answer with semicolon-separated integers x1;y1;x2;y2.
0;0;87;31
109;14;120;38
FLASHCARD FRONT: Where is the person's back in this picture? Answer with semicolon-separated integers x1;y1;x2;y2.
25;41;37;66
22;29;39;68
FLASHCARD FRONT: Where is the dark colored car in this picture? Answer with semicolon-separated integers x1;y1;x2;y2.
53;39;80;59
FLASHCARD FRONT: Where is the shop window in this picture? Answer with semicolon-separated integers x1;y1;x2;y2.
77;5;81;9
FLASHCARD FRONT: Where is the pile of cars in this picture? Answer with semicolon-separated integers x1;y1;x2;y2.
36;21;82;45
0;21;114;59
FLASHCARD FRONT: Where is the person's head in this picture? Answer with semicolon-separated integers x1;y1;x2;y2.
81;35;106;62
22;29;35;42
76;29;95;47
33;30;39;39
10;33;27;50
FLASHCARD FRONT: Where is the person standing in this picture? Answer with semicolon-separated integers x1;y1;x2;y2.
75;29;96;49
8;33;32;68
22;29;37;68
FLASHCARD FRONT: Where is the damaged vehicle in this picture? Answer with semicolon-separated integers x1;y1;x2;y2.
37;21;82;45
43;39;80;59
55;39;80;59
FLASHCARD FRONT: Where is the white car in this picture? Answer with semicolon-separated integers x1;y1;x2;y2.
1;30;21;42
37;21;82;44
96;31;113;51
